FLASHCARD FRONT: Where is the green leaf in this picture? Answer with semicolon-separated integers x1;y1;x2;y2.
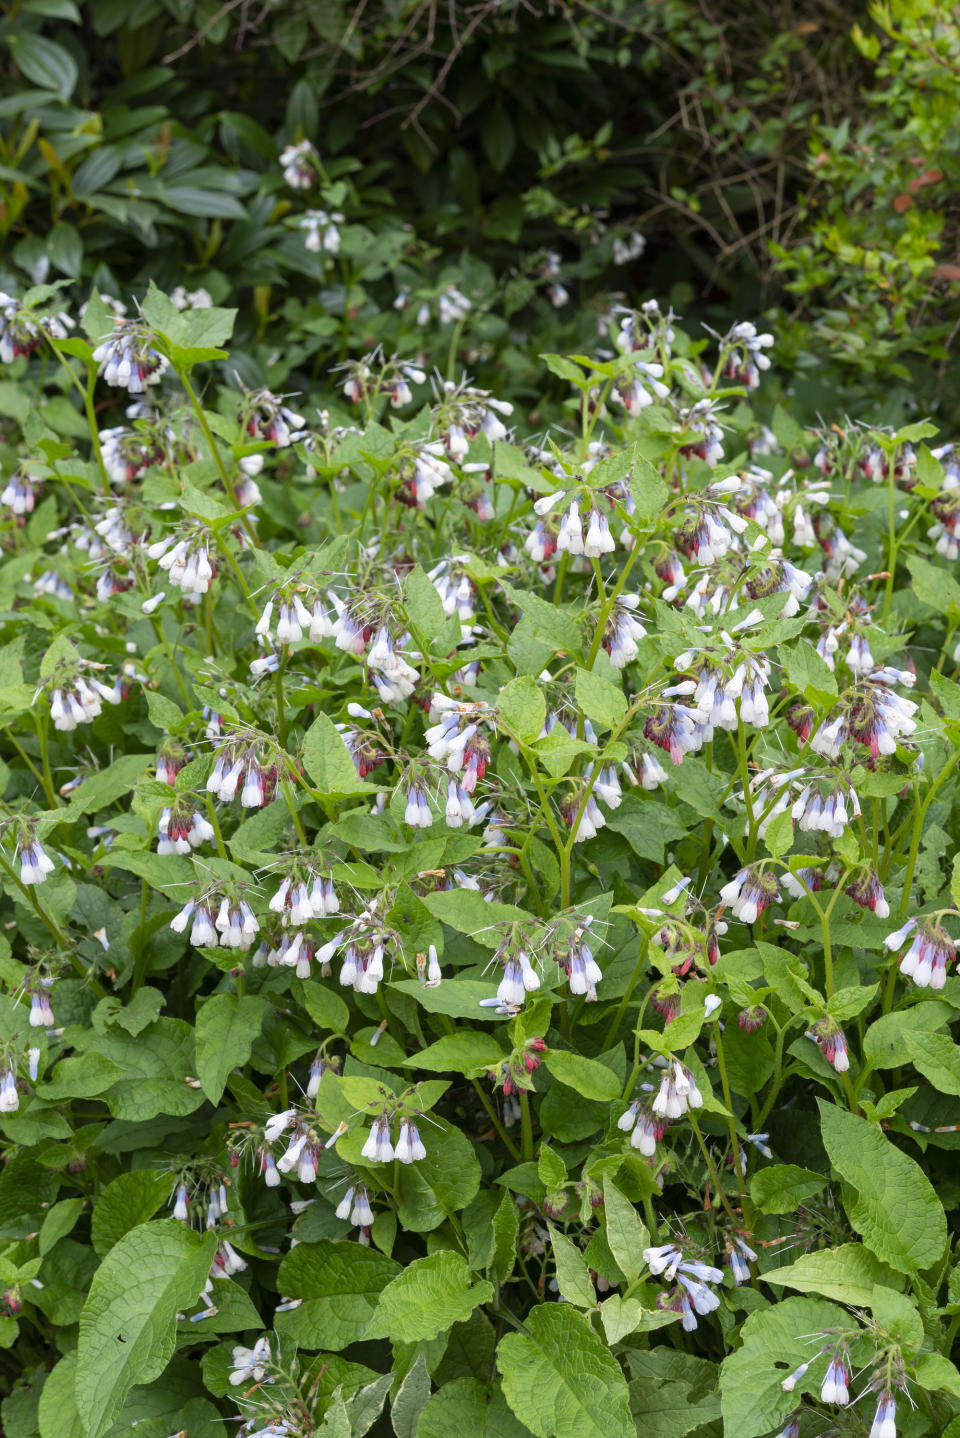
403;564;445;636
62;753;152;816
365;1251;493;1343
139;282;188;344
870;1284;923;1344
628;455;668;524
575;668;627;730
498;676;546;745
422;889;526;945
303;713;376;795
9;33;77;96
903;1029;960;1095
913;1351;960;1399
418;1377;533;1438
762;808;793;860
602;1178;648;1284
391;977;509;1020
538;1145;566;1191
604;796;689;864
627;1374;721;1436
497;1303;633;1438
931;669;960;721
827;983;878;1021
534;727;597;779
38;1198;84;1257
489;1189;519;1286
494;441;551;492
37;1355;83;1438
771;402;804;452
863;1001;952;1067
391;1352;431;1438
547;1223;596;1308
719;1295;847;1437
600;1294;644;1344
540;353;589;387
76;1221;216;1438
543;1049;621;1101
404;1031;504;1076
274;1240;400;1350
500;580;581;657
144;690;184;732
295;977;351;1036
182;305;236;349
343;1373;394;1436
195;994;267;1104
818;1100;947;1273
782;640;838;698
395;1117;482;1232
317;1394;352;1438
482;108;516;172
764;1243;900;1304
897;421;939;443
749;1164;827;1215
181;1276;262;1335
907;553;960;614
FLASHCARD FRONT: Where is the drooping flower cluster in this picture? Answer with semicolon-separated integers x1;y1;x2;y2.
884;916;956;990
644;1243;724;1331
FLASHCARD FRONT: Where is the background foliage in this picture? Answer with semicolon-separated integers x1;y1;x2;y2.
0;3;960;1438
4;0;960;418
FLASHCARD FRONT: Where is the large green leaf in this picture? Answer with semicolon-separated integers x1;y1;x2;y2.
719;1295;847;1437
76;1221;216;1438
419;1377;534;1438
749;1164;827;1214
194;993;267;1103
547;1224;596;1308
274;1240;400;1350
404;1030;504;1075
818;1101;947;1272
365;1251;493;1343
543;1049;621;1101
497;1304;633;1438
303;714;377;795
763;1243;901;1304
602;1177;648;1284
498;675;547;745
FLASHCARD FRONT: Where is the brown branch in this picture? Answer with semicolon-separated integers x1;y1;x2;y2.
162;0;248;63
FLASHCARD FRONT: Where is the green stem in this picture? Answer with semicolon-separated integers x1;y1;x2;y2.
602;937;648;1050
736;711;756;859
714;1024;751;1225
203;797;228;860
275;656;288;749
0;853;104;994
45;339;108;494
688;1112;739;1225
754;1019;789;1129
901;747;960;912
882;464;897;627
34;712;59;809
281;778;309;847
2;730;47;795
470;1079;522;1161
177;367;258;546
519;1091;534;1162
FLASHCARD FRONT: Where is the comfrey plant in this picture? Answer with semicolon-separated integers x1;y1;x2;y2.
0;282;959;1437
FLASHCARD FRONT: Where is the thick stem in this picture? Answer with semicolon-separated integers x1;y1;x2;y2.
901;747;960;912
470;1079;522;1161
714;1024;752;1226
602;937;649;1050
519;1091;534;1163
